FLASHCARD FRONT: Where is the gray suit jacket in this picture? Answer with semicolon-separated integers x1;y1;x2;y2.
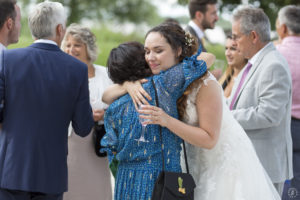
230;43;293;183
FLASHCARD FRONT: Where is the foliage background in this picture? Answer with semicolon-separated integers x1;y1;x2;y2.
12;0;299;67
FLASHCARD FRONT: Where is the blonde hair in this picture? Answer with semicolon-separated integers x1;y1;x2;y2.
218;65;234;86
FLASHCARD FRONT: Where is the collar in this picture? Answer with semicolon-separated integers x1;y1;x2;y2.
0;43;6;52
34;39;58;46
188;20;205;39
249;42;272;65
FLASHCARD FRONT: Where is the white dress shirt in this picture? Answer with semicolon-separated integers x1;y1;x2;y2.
0;43;6;52
34;39;58;46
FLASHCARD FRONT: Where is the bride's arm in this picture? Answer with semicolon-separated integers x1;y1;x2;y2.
197;52;215;68
102;84;127;105
139;80;222;149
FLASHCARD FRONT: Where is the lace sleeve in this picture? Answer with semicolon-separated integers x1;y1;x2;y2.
194;72;219;92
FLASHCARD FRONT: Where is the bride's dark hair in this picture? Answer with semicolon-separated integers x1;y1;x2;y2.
177;73;208;119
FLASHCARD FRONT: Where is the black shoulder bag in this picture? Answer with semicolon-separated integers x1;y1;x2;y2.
151;79;196;200
93;122;107;157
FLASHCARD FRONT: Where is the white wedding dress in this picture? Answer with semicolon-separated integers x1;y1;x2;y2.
181;73;281;200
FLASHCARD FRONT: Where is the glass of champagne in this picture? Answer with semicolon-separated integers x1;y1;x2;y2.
135;104;150;143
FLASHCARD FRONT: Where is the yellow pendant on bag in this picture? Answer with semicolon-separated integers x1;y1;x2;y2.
178;187;186;194
178;177;186;194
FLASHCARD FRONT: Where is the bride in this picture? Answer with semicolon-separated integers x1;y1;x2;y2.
138;72;281;199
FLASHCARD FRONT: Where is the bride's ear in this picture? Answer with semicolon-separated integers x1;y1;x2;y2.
176;47;182;58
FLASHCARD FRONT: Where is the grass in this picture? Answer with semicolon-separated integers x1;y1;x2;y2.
8;25;226;68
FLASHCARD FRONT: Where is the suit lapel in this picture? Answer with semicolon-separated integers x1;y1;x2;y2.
234;43;275;107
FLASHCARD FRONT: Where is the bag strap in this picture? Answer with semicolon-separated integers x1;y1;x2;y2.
151;79;165;171
151;79;190;174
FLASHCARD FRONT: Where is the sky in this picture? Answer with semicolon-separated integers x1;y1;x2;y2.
152;0;189;18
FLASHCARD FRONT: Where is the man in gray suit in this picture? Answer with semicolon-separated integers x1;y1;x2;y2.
230;6;293;196
186;0;218;52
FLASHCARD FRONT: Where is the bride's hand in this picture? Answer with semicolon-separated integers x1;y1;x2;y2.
138;105;170;127
123;79;151;109
197;52;216;68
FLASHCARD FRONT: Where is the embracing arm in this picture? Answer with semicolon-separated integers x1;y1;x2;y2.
102;79;151;108
140;80;222;149
102;84;127;105
102;52;215;107
198;52;215;69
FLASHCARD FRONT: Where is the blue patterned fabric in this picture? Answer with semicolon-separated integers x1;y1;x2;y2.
101;49;207;200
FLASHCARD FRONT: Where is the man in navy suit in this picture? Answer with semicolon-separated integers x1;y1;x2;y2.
0;1;94;200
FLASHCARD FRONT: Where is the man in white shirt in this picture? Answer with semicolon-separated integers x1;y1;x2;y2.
186;0;218;52
0;0;21;52
230;5;293;196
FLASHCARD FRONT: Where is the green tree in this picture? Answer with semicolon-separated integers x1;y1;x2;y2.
19;0;161;25
176;0;299;29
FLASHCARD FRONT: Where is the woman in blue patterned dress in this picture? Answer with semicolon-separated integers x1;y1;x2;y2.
101;24;214;200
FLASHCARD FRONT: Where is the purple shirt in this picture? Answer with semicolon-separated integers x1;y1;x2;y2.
277;36;300;119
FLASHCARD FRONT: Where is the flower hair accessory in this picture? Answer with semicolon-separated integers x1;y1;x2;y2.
185;31;194;47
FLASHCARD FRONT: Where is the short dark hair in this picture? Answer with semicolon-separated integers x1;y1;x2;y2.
188;0;217;19
107;41;153;84
0;0;17;29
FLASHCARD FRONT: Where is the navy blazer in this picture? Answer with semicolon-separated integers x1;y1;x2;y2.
0;43;94;194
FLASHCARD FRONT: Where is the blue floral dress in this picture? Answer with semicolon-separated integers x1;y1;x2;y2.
101;50;207;200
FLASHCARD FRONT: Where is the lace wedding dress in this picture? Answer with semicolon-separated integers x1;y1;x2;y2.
181;73;281;200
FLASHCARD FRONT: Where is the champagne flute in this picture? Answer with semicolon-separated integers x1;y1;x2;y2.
135;104;150;143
